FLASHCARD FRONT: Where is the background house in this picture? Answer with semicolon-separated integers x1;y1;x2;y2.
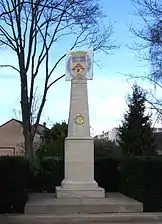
94;128;119;144
0;119;48;156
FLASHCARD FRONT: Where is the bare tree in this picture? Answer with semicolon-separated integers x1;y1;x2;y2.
12;86;42;125
0;0;115;163
131;0;162;80
128;1;162;125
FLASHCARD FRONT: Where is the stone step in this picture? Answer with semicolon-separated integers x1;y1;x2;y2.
25;193;143;214
1;213;162;224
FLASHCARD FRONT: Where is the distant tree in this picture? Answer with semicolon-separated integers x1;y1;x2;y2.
118;83;155;156
94;139;121;159
36;121;68;160
37;122;121;160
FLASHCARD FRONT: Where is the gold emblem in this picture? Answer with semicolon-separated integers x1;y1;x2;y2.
74;114;84;125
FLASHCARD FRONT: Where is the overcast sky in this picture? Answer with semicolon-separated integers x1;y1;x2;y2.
0;0;160;135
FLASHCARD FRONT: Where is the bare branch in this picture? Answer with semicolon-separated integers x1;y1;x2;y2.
123;73;162;89
0;25;17;50
131;0;162;80
122;72;162;124
47;74;65;91
0;0;115;162
0;64;20;73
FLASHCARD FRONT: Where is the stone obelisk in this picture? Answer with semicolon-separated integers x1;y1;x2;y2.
56;50;105;198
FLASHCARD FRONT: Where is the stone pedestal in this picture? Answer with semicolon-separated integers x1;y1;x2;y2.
25;193;143;214
56;78;105;198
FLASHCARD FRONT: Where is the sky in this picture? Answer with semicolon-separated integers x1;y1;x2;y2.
0;0;161;135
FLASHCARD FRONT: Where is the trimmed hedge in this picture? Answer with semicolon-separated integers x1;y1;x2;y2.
30;158;64;192
95;158;120;192
120;156;162;212
29;156;162;212
30;158;120;193
0;156;30;213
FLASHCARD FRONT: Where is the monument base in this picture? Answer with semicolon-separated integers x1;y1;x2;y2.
56;186;105;198
25;193;143;214
56;136;105;198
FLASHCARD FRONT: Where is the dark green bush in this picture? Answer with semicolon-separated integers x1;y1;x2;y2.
120;156;144;202
29;156;162;212
0;156;30;213
95;158;120;192
30;158;64;192
120;156;162;212
94;139;121;159
31;158;120;193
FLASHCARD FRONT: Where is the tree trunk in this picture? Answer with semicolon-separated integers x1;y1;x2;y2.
22;98;35;164
19;52;35;164
22;104;35;164
24;130;34;162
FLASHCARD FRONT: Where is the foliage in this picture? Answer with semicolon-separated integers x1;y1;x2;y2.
36;121;68;160
95;158;120;192
29;155;162;212
30;158;64;193
94;139;121;159
120;156;162;212
37;124;121;160
0;156;31;213
30;157;120;193
118;84;155;156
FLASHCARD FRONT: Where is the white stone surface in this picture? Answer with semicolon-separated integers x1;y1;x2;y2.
63;137;95;184
68;78;90;137
56;77;105;198
26;193;143;213
56;187;105;198
6;213;162;224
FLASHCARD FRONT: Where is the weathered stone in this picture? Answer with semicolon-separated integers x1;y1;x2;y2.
1;213;162;224
25;193;142;214
56;74;104;198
